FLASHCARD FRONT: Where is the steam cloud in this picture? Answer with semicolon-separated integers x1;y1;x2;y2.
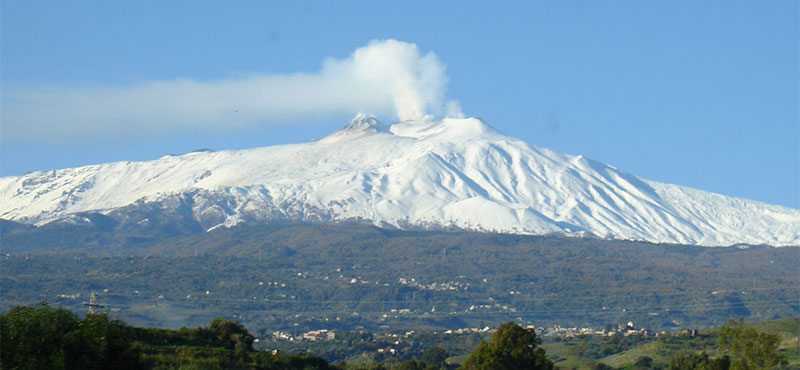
2;39;462;143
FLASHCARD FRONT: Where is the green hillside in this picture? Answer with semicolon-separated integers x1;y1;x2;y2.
2;224;798;333
0;303;338;370
540;318;800;369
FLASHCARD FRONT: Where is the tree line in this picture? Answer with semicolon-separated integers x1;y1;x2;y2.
0;303;787;369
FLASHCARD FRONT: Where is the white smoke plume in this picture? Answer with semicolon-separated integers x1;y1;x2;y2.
2;39;462;143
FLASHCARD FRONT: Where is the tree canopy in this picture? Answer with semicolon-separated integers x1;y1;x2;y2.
718;318;782;369
0;303;139;370
669;352;730;370
421;346;448;368
460;322;553;370
667;318;785;370
1;304;338;370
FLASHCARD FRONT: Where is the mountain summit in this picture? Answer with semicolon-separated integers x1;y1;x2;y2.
1;116;798;246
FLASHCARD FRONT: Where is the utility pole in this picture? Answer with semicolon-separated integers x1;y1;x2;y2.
84;292;104;315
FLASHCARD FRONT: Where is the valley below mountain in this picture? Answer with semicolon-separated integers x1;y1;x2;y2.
2;224;797;335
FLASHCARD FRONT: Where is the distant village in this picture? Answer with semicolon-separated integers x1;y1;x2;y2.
263;320;683;345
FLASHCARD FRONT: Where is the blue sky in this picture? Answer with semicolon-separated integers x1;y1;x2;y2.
1;1;798;209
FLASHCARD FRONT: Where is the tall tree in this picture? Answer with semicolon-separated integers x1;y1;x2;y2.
718;318;781;369
208;317;254;352
461;322;553;370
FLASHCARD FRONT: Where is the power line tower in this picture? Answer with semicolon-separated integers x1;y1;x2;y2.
84;292;104;315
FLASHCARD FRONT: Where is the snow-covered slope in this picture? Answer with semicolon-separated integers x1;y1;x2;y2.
2;115;798;246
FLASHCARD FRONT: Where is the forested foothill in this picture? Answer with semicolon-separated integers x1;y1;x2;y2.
2;223;797;334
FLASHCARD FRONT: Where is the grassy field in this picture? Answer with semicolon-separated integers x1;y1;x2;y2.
598;337;718;368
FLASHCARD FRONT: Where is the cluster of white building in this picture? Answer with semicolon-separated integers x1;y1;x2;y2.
537;321;651;338
397;277;469;291
271;329;336;342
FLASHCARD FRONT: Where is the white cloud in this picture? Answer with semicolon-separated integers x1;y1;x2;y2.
2;39;461;143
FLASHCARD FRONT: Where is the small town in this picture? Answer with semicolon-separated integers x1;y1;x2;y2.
267;321;661;344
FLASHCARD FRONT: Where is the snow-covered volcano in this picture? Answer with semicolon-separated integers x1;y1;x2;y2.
1;115;798;246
